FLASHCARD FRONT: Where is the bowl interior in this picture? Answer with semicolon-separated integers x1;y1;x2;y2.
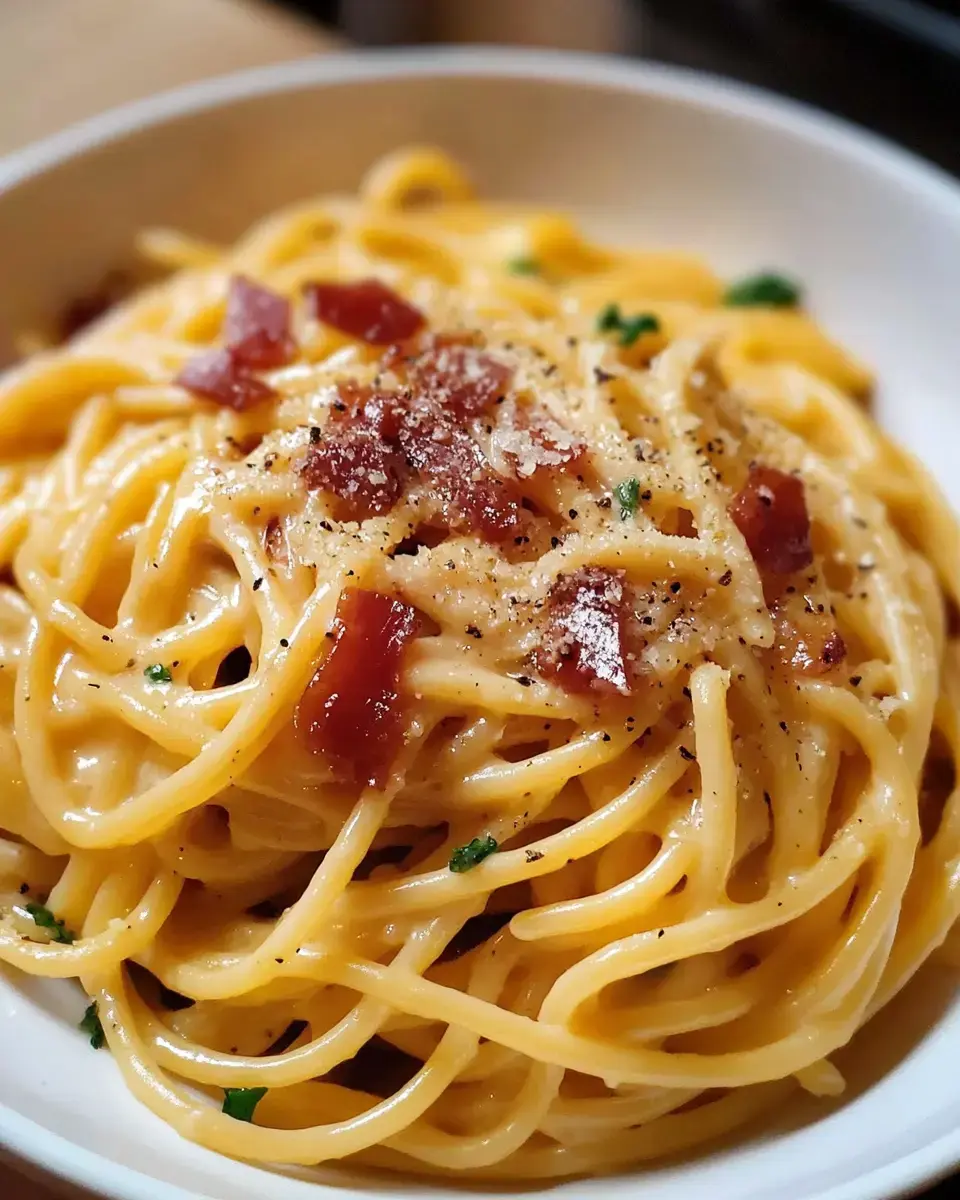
1;51;959;1200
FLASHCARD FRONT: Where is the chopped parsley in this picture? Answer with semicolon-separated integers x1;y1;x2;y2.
79;1001;105;1049
449;835;498;874
25;902;75;944
507;255;540;276
222;1086;268;1122
723;272;801;308
596;303;661;347
615;477;641;519
144;663;172;684
596;302;622;333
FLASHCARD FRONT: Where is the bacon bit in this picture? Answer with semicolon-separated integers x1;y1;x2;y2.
500;403;586;478
300;374;528;541
536;567;631;695
305;278;425;345
264;516;289;565
176;277;294;407
409;343;512;419
821;631;847;668
295;589;421;788
772;603;847;676
729;465;813;574
175;348;276;411
383;332;510;419
300;384;407;521
224;276;296;369
303;380;527;540
301;426;405;521
398;403;528;541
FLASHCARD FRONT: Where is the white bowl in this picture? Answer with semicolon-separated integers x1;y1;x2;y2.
1;46;959;1200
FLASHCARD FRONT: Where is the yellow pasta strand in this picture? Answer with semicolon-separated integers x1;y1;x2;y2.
0;147;958;1184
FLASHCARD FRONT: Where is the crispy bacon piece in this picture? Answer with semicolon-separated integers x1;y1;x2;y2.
729;464;813;575
175;348;276;411
224;276;296;369
409;343;512;419
176;276;295;408
302;381;527;540
536;566;631;695
398;402;528;541
296;589;422;788
500;404;586;478
305;278;425;345
301;426;405;521
300;384;407;521
772;601;847;676
384;333;511;419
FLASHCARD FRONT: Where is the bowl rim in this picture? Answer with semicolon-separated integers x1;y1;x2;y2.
2;43;960;1200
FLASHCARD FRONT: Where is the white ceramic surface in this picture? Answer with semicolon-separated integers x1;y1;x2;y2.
1;46;959;1200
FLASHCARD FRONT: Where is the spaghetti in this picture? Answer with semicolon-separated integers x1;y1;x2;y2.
1;146;959;1181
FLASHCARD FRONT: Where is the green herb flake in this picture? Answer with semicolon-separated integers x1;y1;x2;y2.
723;272;801;308
617;313;660;347
80;1001;105;1050
615;478;641;519
25;902;75;945
507;255;540;276
144;663;172;684
449;835;498;874
595;303;661;346
222;1086;268;1123
596;302;622;333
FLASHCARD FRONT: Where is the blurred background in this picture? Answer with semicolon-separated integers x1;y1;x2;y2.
1;1;959;174
300;0;960;174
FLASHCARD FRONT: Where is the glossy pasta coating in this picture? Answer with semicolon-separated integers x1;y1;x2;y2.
0;147;958;1183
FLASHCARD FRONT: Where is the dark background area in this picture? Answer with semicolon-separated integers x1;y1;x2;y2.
280;0;960;176
640;0;960;175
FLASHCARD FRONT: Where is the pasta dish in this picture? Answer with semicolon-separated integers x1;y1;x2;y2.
0;147;958;1181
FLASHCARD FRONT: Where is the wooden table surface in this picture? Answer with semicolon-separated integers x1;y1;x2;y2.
0;0;339;156
0;5;333;1190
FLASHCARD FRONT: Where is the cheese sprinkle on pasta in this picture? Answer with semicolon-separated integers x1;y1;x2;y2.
1;147;958;1181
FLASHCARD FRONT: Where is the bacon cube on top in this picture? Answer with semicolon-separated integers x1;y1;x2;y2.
305;278;425;345
729;464;813;575
408;342;512;419
223;275;296;369
296;588;422;788
176;275;298;409
536;566;632;695
175;348;277;411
